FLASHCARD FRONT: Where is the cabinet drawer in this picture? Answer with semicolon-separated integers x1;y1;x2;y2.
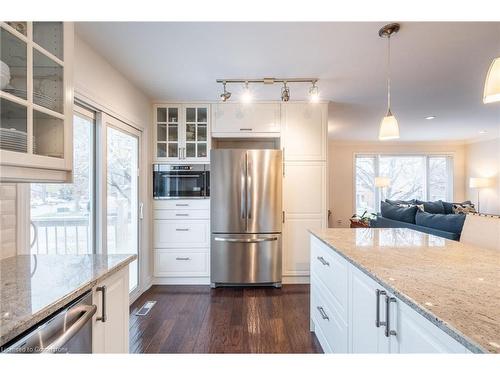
153;199;210;210
311;237;349;322
154;250;209;277
311;280;348;353
154;209;209;220
154;220;209;248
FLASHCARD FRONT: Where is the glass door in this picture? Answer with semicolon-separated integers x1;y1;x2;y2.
184;105;208;160
155;105;180;160
105;116;140;292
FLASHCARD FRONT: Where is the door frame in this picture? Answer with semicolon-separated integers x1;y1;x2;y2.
98;112;142;299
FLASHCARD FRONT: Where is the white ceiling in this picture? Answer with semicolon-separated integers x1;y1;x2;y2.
76;22;500;141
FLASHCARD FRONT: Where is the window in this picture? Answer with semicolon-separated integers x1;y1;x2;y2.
30;106;95;254
355;154;454;215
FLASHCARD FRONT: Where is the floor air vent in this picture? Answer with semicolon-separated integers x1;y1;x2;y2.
135;301;157;316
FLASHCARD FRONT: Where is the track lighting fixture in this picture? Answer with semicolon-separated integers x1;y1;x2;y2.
281;81;290;102
216;78;318;102
219;81;231;102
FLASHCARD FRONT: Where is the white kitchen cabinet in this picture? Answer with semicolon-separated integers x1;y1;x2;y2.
310;234;470;353
283;162;327;277
0;22;74;182
92;267;130;353
153;199;210;280
211;102;280;137
154;104;210;162
282;102;327;161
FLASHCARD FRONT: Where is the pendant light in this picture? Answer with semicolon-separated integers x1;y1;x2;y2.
378;23;400;141
483;57;500;104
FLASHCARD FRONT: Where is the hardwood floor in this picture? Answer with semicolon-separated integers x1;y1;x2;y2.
129;285;323;353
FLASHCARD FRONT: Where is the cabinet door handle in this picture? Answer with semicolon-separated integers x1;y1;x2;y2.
317;306;329;321
375;289;387;327
239;128;253;131
175;228;190;231
175;213;189;217
96;285;107;322
175;204;189;207
175;257;191;261
385;295;397;337
316;256;330;267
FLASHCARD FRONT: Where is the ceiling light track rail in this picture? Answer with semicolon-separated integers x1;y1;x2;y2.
216;78;318;84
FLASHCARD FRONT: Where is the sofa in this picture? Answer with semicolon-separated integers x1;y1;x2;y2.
370;199;470;241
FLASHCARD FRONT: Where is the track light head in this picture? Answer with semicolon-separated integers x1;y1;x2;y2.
281;82;290;102
309;81;319;102
220;81;231;102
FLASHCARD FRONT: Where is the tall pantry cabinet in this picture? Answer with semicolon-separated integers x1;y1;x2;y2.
281;102;328;280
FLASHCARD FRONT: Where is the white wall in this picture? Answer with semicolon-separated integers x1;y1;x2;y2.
465;137;500;215
329;140;466;228
74;34;154;297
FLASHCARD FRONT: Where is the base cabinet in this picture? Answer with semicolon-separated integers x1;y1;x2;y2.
92;267;129;353
310;235;470;353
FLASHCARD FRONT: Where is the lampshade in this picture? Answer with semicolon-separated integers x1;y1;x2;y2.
378;113;400;140
469;177;491;188
375;177;391;188
483;57;500;104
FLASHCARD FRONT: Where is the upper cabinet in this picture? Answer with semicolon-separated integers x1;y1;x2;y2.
211;103;280;137
0;22;74;182
154;104;210;162
282;102;328;161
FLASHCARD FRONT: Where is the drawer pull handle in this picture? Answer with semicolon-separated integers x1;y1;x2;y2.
175;213;189;217
175;204;189;207
317;306;329;321
239;128;253;131
375;289;387;328
385;295;397;337
176;257;191;261
317;256;330;266
176;228;190;231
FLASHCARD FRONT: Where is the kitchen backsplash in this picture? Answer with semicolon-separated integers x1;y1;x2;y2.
0;184;17;259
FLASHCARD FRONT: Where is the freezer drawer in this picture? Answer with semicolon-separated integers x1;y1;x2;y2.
210;233;282;285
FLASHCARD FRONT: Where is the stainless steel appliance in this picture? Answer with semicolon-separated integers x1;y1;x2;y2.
1;291;96;353
210;149;282;287
153;164;210;199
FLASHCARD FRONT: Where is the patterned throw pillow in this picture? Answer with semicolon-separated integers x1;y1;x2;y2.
397;203;425;212
452;203;477;214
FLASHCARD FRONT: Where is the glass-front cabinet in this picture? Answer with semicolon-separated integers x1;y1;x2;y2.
154;104;210;162
0;22;74;182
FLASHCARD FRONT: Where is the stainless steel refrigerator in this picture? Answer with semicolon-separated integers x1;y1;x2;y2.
210;149;282;287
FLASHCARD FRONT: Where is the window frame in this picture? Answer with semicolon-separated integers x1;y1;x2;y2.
353;152;455;214
28;104;97;255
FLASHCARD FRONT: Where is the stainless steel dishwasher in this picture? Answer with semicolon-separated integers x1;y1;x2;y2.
2;291;96;354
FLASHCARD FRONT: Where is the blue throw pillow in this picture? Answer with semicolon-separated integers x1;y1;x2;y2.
415;211;466;234
385;198;416;206
381;201;417;224
442;200;473;215
415;200;445;214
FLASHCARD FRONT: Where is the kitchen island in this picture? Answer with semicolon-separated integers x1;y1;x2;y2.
0;254;136;351
309;228;500;354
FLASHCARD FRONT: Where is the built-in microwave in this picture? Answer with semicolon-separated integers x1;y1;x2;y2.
153;164;210;199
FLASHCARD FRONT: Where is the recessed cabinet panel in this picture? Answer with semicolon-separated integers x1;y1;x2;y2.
33;110;64;158
154;219;209;248
284;163;325;215
212;103;280;135
283;103;327;161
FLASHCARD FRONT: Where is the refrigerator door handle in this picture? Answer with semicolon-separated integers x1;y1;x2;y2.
246;156;252;220
241;154;247;220
214;237;279;243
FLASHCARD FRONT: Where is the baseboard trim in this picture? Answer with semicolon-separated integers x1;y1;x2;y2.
151;275;310;286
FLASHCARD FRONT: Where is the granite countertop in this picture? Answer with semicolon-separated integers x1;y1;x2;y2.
309;228;500;354
0;254;136;347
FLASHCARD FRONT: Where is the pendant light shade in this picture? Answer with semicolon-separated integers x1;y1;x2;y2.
379;110;400;140
378;23;400;141
483;57;500;104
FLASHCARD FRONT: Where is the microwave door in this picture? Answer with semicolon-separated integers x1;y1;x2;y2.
210;149;247;233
